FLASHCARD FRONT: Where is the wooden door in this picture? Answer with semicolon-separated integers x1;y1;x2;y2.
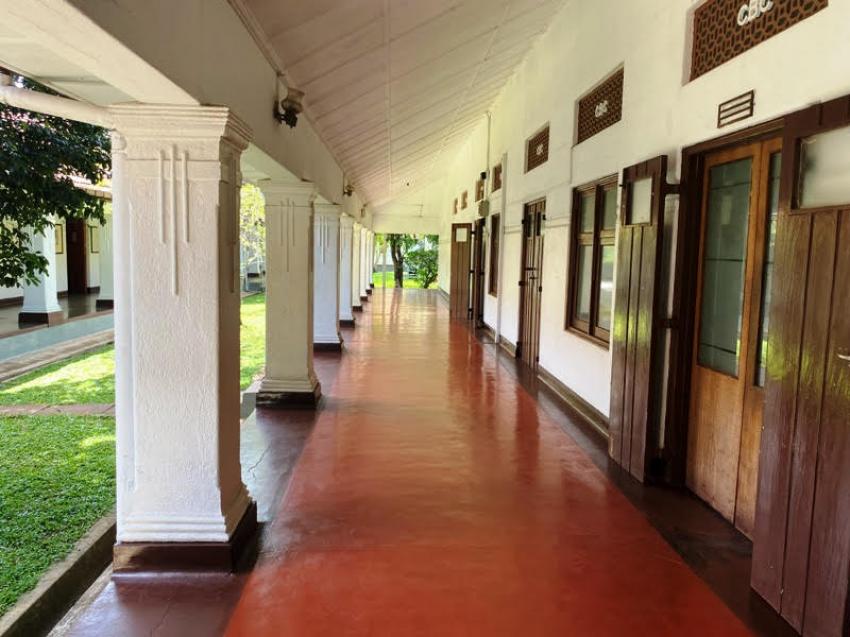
687;138;781;535
752;97;850;637
66;218;88;294
450;223;472;319
518;200;545;368
471;219;486;326
609;157;670;482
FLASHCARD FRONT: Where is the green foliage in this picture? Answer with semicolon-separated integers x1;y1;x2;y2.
0;415;115;615
383;233;437;288
406;234;439;289
0;76;110;287
240;184;265;273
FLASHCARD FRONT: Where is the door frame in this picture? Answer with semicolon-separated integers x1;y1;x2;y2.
517;198;545;367
664;117;784;485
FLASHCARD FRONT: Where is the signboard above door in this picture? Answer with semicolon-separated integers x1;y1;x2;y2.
691;0;828;80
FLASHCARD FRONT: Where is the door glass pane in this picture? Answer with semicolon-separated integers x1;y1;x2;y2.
602;187;618;230
630;178;653;225
597;245;615;330
799;125;850;208
575;245;593;323
697;157;753;376
580;192;595;233
756;152;781;386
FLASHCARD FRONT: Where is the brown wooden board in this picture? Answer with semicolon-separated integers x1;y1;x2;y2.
450;223;472;319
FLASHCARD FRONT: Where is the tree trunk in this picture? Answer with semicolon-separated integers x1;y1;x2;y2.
394;263;404;288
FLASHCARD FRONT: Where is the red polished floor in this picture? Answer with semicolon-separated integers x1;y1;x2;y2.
224;289;751;637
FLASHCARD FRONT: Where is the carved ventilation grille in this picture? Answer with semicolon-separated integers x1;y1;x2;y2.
461;191;468;209
576;68;624;145
475;178;485;202
492;163;503;192
453;198;458;215
691;0;828;80
525;126;550;173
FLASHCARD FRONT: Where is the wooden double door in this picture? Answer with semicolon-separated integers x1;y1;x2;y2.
471;219;486;327
687;137;782;536
518;200;544;368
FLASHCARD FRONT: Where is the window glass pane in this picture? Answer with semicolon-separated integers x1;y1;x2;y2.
580;192;595;233
597;245;615;331
630;177;653;225
575;245;593;323
756;152;781;386
697;158;752;376
602;187;618;230
799;125;850;208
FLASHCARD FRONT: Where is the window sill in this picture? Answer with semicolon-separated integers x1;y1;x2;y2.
566;325;610;350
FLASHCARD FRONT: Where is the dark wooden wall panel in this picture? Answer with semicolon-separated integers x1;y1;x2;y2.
608;227;634;463
804;209;850;637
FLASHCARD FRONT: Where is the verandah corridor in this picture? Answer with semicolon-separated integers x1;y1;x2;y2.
62;289;756;636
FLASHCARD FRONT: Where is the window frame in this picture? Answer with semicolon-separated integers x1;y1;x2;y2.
492;163;503;192
488;214;500;296
567;174;618;346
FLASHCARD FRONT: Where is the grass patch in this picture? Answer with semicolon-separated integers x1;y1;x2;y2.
372;273;437;289
0;346;115;406
0;295;267;406
0;415;115;616
240;293;266;389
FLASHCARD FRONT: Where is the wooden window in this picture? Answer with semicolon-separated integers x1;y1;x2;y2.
525;126;549;173
453;198;458;215
475;178;485;202
567;175;618;344
488;214;500;296
492;163;503;192
54;224;64;255
88;226;100;254
461;191;468;209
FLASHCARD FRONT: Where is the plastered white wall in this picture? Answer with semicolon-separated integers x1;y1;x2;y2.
415;0;850;416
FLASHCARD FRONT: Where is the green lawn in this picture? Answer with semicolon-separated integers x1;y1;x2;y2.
0;294;267;618
372;272;437;289
0;294;267;406
0;415;115;616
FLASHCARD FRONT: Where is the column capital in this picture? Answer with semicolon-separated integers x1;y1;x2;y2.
340;213;355;228
314;203;342;218
353;221;363;231
110;104;251;155
258;180;317;208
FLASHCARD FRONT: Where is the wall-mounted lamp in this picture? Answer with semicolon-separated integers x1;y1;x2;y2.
343;184;355;197
274;80;304;129
480;170;488;181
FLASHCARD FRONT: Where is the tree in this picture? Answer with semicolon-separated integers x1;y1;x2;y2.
240;183;265;276
0;75;110;287
406;235;439;289
386;233;417;288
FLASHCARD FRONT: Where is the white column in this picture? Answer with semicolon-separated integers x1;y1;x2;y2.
96;209;114;309
338;214;355;326
352;222;362;312
19;225;63;326
366;230;374;293
313;203;342;350
109;105;254;569
359;227;370;301
257;181;321;407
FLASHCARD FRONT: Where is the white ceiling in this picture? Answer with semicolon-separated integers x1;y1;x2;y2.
238;0;566;206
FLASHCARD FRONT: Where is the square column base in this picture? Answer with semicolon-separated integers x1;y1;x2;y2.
366;289;373;295
113;501;257;573
257;382;322;409
360;295;369;302
353;306;363;313
314;341;343;352
340;318;356;328
18;310;64;327
95;299;114;310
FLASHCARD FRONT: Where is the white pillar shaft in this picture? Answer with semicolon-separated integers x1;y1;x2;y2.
339;215;355;322
97;211;114;305
351;224;362;310
110;106;251;544
258;182;320;401
313;205;341;346
359;228;370;298
21;226;62;314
